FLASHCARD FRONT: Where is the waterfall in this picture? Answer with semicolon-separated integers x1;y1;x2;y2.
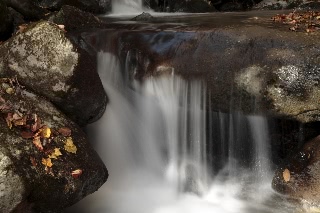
64;51;295;213
112;0;144;14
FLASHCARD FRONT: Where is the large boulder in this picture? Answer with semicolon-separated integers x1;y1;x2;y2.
87;11;320;123
0;77;108;212
49;5;105;31
0;1;13;41
149;0;216;12
254;0;320;10
0;21;107;126
272;135;320;210
3;0;48;20
39;0;111;14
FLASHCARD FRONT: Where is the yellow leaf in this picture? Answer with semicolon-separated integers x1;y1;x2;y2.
64;137;77;154
5;87;14;94
41;126;51;138
42;158;53;168
283;168;290;182
48;148;62;159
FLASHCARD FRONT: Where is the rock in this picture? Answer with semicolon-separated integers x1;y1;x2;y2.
3;0;48;20
49;5;104;31
91;12;320;123
131;12;154;21
0;78;108;212
0;1;13;41
149;0;217;12
254;0;320;10
0;21;107;126
272;135;320;209
8;7;26;33
39;0;111;14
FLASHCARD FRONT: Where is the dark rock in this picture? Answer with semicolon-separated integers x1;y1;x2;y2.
149;0;217;12
132;12;154;21
0;79;108;212
219;2;244;11
39;0;111;14
272;135;320;209
8;7;26;33
0;21;107;126
4;0;48;20
0;1;13;41
49;5;104;31
253;0;320;10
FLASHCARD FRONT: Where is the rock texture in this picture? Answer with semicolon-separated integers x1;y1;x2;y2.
272;135;320;210
0;21;107;126
0;78;108;213
4;0;48;20
39;0;111;14
254;0;320;10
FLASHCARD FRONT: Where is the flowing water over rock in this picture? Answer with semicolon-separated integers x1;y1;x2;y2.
111;0;145;14
65;50;299;213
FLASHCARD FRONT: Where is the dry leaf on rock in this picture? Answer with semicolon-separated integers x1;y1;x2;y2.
21;131;34;139
30;157;37;167
58;127;71;137
283;168;291;182
71;169;82;179
33;136;44;151
41;126;51;138
42;158;53;168
64;137;77;154
48;148;62;159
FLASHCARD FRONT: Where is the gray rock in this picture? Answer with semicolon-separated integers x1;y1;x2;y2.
0;21;107;126
132;12;154;21
0;79;108;212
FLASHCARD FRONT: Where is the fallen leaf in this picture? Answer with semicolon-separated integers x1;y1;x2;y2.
21;131;34;139
58;127;71;137
64;137;77;154
5;87;14;94
48;148;62;159
33;136;44;151
42;158;53;168
283;168;290;182
5;113;13;129
13;116;26;126
71;169;82;179
41;126;51;138
18;24;28;34
30;157;37;167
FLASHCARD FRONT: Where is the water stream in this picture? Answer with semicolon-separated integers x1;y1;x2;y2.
65;50;297;213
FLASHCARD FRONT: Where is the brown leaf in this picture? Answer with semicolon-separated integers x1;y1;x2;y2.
30;157;37;167
283;168;290;182
21;131;34;139
18;24;28;34
13;116;27;126
5;113;13;129
71;169;82;179
58;127;72;137
33;136;43;151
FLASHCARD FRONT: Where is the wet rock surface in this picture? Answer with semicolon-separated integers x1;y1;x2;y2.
95;11;320;123
0;21;107;126
0;78;108;213
272;135;320;209
4;0;48;20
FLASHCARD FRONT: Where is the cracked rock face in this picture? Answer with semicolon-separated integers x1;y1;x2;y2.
0;80;108;213
0;21;107;126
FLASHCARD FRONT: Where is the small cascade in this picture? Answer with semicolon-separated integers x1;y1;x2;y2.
112;0;145;14
65;51;295;213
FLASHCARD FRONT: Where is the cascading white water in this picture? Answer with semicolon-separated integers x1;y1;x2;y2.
65;51;296;213
112;0;145;14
